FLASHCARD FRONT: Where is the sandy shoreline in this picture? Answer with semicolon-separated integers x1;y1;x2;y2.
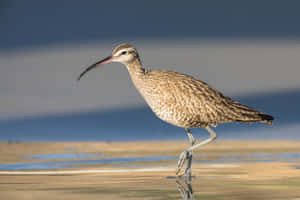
0;140;300;199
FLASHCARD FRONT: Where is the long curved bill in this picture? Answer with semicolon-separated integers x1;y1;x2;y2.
77;56;113;81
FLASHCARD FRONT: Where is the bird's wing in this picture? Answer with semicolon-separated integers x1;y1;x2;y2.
151;70;263;125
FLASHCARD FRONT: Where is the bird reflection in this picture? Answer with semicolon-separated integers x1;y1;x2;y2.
176;179;194;200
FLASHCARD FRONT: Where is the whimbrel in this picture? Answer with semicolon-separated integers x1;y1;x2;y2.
78;44;274;178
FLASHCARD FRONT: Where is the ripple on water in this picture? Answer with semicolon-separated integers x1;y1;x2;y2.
195;152;300;163
0;156;177;170
24;153;101;160
1;152;300;170
293;165;300;169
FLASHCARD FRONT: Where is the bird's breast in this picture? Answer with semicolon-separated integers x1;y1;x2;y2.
134;82;195;128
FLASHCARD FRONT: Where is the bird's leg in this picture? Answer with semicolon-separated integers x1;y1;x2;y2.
187;128;196;147
176;128;195;177
176;127;217;176
187;126;217;152
185;129;195;178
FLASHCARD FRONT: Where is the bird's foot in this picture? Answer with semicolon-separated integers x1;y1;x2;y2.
176;150;191;175
177;168;193;184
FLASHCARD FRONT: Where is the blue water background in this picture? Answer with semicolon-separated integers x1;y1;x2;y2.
0;89;299;141
1;152;300;170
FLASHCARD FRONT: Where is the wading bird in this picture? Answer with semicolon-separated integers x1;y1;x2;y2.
77;44;274;178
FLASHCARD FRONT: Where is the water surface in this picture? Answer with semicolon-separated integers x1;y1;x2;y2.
2;152;300;170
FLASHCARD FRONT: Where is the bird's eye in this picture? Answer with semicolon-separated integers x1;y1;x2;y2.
121;51;127;55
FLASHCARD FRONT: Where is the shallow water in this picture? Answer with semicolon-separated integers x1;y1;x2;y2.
24;153;101;160
1;172;300;200
196;152;300;163
1;141;300;200
2;152;300;170
0;156;177;170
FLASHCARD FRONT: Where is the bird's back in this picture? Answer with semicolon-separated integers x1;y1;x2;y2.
133;70;272;128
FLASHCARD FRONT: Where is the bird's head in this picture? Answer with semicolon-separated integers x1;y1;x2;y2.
111;44;139;63
77;44;139;81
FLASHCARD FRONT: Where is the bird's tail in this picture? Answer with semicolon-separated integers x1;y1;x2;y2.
235;112;274;125
258;114;274;125
227;99;274;125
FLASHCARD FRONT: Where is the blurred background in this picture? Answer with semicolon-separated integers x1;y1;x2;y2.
0;0;299;141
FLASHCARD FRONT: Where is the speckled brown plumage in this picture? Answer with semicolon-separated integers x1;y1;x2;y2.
123;46;273;129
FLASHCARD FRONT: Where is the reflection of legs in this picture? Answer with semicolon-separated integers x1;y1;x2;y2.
177;127;217;175
176;179;194;200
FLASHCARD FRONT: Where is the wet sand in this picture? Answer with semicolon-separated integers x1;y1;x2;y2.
0;141;300;199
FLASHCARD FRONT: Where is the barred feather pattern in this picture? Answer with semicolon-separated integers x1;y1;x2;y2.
124;54;273;129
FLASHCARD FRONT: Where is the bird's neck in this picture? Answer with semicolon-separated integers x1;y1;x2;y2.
125;58;146;80
124;58;148;93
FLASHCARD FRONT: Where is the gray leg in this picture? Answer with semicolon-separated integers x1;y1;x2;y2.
176;126;217;175
185;128;195;177
176;128;195;175
187;127;216;152
186;128;196;146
